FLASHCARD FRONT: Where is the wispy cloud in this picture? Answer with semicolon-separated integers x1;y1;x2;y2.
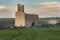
0;6;6;9
0;1;60;18
0;5;15;18
27;2;60;17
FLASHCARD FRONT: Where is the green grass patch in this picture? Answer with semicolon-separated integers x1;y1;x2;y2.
0;28;60;40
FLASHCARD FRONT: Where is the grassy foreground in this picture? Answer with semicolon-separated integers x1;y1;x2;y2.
0;28;60;40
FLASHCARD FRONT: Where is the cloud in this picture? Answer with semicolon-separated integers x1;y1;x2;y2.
0;1;60;18
28;2;60;17
34;2;60;12
40;2;60;9
0;6;6;9
0;5;15;18
38;2;60;5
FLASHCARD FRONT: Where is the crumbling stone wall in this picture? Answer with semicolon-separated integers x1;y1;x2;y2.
25;14;39;26
15;4;25;27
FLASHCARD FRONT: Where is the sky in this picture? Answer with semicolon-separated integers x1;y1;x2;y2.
0;0;60;18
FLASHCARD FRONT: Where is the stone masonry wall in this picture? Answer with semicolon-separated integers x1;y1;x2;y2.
15;4;25;27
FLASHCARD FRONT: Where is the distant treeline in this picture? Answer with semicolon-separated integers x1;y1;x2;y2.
39;17;60;23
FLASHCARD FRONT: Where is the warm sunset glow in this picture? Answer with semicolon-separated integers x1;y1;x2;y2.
0;0;60;18
0;6;6;9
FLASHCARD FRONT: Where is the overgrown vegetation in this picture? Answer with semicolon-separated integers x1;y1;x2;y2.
38;17;60;23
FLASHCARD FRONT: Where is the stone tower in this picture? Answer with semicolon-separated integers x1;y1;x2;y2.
15;4;25;27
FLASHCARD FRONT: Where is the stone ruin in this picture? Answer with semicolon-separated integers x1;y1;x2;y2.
15;4;39;27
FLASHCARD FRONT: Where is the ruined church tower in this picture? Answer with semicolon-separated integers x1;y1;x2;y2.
15;4;25;27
